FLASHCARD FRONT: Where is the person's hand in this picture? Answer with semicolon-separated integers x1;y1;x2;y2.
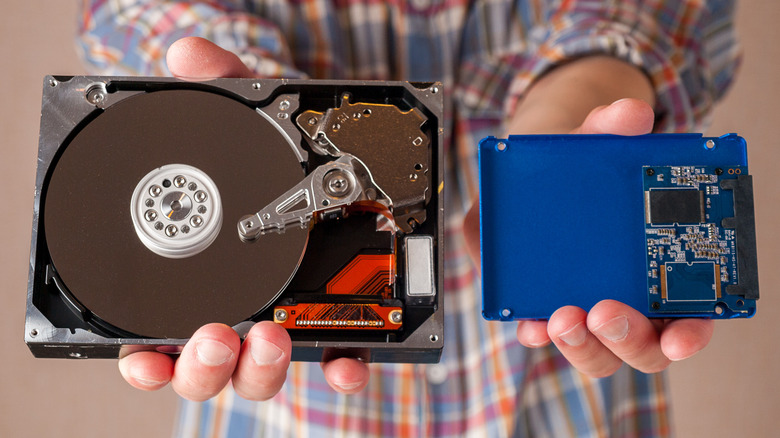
117;37;370;401
463;98;714;377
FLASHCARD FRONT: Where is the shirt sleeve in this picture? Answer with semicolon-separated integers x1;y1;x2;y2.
77;0;306;78
506;0;740;133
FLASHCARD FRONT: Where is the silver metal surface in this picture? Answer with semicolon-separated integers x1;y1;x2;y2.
130;164;222;259
238;155;376;240
405;236;435;297
295;93;431;233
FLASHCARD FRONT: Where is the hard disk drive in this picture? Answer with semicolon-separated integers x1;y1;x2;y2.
26;76;443;362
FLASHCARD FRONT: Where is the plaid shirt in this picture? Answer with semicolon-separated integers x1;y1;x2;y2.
78;0;738;436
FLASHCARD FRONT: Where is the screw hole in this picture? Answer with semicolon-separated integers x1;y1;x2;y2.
496;142;506;151
429;334;439;342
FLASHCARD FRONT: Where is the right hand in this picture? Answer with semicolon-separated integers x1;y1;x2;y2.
117;37;370;401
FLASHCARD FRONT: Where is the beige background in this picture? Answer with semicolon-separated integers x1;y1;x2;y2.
1;1;778;437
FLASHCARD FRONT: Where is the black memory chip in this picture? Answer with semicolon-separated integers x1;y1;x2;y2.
648;189;704;224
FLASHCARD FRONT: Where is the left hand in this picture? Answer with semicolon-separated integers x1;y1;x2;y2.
463;98;715;377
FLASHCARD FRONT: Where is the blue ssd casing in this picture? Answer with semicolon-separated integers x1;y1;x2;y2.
479;134;758;320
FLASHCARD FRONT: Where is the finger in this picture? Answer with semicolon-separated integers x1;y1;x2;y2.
118;351;174;391
463;200;481;269
321;357;370;394
516;320;552;348
166;37;256;79
547;306;623;377
587;300;670;374
171;323;240;401
659;318;714;361
232;321;292;401
574;98;654;135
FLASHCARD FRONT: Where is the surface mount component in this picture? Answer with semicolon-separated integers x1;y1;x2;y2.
26;76;443;362
479;134;758;320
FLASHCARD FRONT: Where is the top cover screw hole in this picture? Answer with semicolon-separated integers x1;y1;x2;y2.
252;82;261;90
496;142;506;151
705;140;716;149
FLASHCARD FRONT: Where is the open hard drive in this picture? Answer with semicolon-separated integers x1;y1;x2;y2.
26;76;443;363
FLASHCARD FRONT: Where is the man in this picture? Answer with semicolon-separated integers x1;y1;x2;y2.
79;0;737;435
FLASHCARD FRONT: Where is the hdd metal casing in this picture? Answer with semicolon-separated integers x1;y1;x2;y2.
26;76;443;362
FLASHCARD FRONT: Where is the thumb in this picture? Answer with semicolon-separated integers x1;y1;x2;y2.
573;98;655;135
166;37;256;79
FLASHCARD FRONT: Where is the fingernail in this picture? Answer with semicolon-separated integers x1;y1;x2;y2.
593;315;630;342
195;339;234;366
249;338;284;366
611;98;631;106
133;376;167;387
333;381;361;391
558;322;587;346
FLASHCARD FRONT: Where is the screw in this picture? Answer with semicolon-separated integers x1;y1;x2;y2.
652;302;661;310
188;182;197;191
252;82;261;90
324;170;350;197
390;310;402;324
646;168;655;176
279;100;290;111
308;117;318;125
145;199;154;207
194;190;207;203
149;185;162;197
165;225;178;237
181;225;190;234
86;88;105;104
198;205;207;214
174;175;186;187
154;221;163;230
190;215;203;228
144;209;158;222
275;309;288;322
30;329;38;337
715;168;724;175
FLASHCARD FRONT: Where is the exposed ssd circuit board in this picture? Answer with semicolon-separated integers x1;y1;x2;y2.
644;165;758;317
